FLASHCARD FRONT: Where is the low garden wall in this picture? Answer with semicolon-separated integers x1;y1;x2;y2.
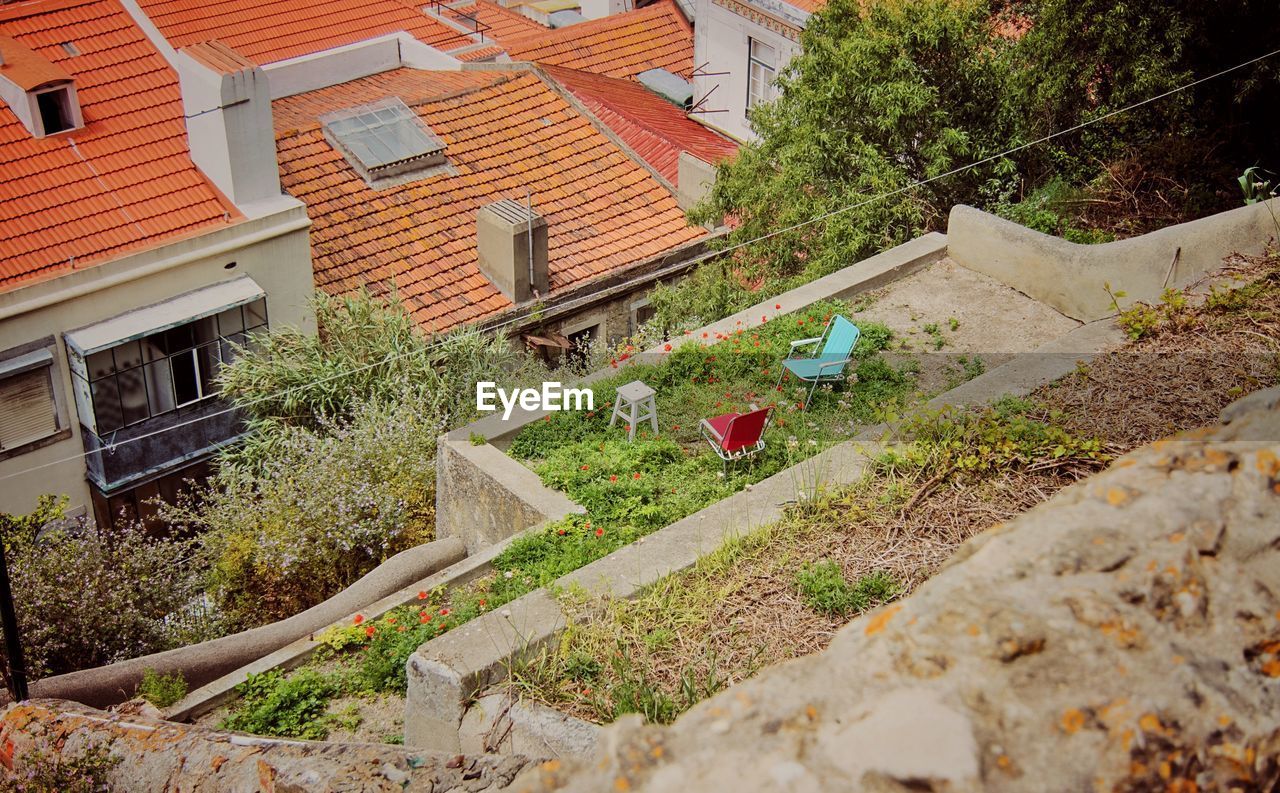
18;538;466;710
948;199;1280;321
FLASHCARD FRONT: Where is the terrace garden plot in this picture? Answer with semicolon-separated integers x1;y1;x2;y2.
198;264;1086;741
503;248;1280;728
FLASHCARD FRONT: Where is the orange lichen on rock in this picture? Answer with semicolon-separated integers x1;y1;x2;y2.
1060;708;1087;735
864;605;902;636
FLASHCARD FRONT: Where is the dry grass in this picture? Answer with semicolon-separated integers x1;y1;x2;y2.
1037;248;1280;451
507;249;1280;726
510;460;1099;725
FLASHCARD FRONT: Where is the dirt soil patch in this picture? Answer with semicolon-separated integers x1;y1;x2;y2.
855;258;1081;394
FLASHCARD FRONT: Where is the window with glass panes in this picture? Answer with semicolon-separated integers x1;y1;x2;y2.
84;299;267;434
747;38;777;112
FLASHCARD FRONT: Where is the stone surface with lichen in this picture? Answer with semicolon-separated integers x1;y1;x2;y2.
513;388;1280;792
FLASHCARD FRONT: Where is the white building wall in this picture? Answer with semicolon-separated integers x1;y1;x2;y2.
0;207;314;519
692;0;802;142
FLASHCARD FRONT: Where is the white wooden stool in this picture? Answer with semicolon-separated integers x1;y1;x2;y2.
609;380;658;442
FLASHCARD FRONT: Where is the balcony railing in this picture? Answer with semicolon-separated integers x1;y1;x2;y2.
83;398;244;493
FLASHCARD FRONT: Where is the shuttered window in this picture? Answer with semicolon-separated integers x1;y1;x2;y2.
0;367;58;451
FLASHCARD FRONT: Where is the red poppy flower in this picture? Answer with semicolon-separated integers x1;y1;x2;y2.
775;303;782;310
611;359;618;368
417;591;427;600
633;471;642;479
420;613;432;623
672;425;680;431
365;625;376;637
702;332;709;338
595;528;604;537
479;599;486;607
581;464;589;471
558;528;566;535
353;614;365;625
664;343;672;352
439;608;450;616
763;369;770;376
796;402;804;410
386;617;396;625
610;474;618;482
583;688;592;695
543;415;550;422
620;353;630;361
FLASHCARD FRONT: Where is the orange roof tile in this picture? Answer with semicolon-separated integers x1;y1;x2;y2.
0;34;72;90
543;64;735;186
136;0;474;65
181;39;256;73
273;68;706;331
0;0;237;292
504;0;693;79
463;0;548;45
783;0;823;13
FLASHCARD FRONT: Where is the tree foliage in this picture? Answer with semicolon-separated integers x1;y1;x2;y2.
675;0;1280;322
689;0;1017;287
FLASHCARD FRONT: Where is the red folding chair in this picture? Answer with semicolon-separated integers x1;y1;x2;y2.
699;405;773;471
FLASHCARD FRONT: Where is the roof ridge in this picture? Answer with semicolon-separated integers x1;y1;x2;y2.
0;0;100;24
274;69;523;140
501;0;678;50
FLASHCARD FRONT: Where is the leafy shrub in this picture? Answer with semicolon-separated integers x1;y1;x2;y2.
0;742;117;793
796;561;899;617
169;289;559;629
221;668;357;740
164;400;441;629
136;669;187;709
0;497;209;680
883;404;1108;478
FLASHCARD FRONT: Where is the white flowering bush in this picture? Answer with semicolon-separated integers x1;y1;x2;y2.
1;497;207;680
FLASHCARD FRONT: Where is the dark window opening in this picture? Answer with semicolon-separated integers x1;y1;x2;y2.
37;88;75;135
564;325;599;371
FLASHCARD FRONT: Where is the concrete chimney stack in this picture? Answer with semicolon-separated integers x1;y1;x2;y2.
476;199;549;303
173;41;281;212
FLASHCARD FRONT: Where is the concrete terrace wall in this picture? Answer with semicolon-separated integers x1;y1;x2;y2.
948;199;1280;321
17;538;465;710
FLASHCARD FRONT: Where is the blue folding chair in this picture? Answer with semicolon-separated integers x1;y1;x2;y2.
774;315;860;408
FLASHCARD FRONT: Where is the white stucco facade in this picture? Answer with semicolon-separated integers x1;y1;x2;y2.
692;0;806;141
0;206;315;522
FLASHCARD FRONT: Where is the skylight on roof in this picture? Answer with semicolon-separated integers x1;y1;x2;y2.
320;97;447;183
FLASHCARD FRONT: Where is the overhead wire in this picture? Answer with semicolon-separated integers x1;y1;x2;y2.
3;45;1277;485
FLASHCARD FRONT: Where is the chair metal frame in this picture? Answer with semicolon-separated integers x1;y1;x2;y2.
699;404;774;471
774;315;861;408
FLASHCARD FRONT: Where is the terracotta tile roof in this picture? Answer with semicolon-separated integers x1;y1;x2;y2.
504;0;693;79
544;64;736;186
0;0;237;292
181;39;255;74
0;34;72;89
273;68;705;331
450;0;548;46
783;0;823;14
136;0;474;64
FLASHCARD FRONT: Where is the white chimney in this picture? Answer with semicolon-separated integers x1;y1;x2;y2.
476;199;548;303
173;41;281;210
